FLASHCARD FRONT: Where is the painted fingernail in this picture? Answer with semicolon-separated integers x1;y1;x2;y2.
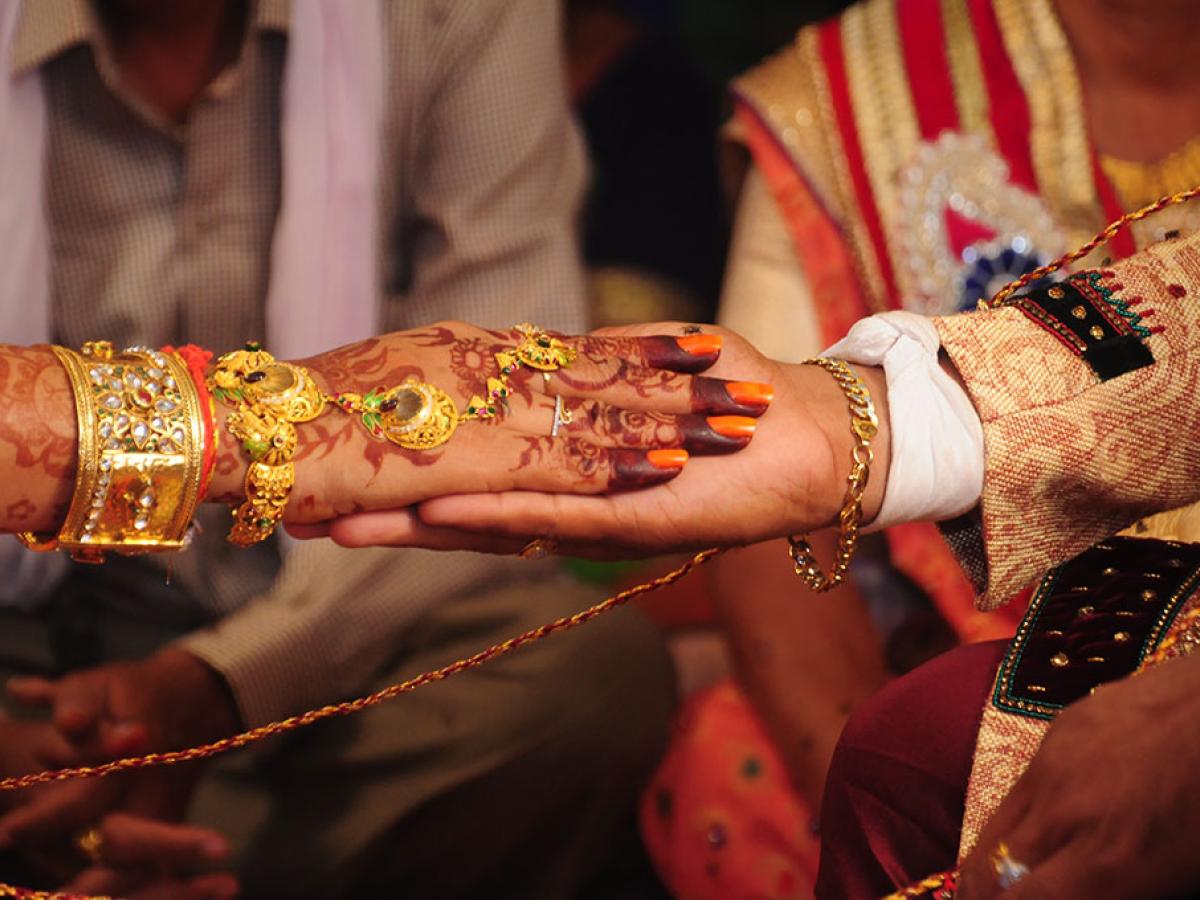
726;382;775;408
611;448;688;490
707;416;757;439
681;415;757;455
643;335;722;373
677;334;723;356
691;378;775;416
648;449;689;469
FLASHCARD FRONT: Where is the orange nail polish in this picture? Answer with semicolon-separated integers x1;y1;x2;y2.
725;382;775;407
647;449;689;469
677;334;723;356
706;416;757;439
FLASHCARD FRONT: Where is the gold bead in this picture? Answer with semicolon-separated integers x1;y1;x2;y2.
1113;631;1131;644
1102;566;1117;576
1077;605;1095;617
1071;305;1087;319
1089;325;1105;340
1142;589;1158;602
1048;286;1065;299
1050;652;1070;668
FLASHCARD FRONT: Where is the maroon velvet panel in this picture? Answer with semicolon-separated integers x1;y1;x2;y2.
815;641;1008;899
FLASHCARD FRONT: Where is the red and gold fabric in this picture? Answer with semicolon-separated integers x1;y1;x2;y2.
722;0;1200;880
728;0;1200;647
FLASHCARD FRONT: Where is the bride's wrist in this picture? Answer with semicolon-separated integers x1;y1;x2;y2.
204;360;342;523
205;397;249;504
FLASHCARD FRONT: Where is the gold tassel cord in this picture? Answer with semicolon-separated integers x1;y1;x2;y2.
983;185;1200;308
0;548;723;795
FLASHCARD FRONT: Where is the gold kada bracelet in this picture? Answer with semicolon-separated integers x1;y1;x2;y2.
18;342;206;562
788;357;878;592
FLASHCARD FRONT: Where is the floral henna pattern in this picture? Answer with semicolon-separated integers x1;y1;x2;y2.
556;362;685;399
303;338;426;392
0;347;77;530
514;437;684;490
572;335;721;373
5;499;35;522
561;401;755;455
411;326;536;405
566;402;681;449
0;348;76;477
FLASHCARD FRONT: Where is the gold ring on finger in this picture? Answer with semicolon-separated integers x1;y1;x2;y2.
550;395;573;437
519;538;558;560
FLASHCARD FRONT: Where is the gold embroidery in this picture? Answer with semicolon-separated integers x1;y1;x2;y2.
994;0;1101;246
800;27;890;310
1103;135;1200;249
940;0;991;141
733;38;843;220
842;0;921;301
732;26;890;310
1102;134;1200;210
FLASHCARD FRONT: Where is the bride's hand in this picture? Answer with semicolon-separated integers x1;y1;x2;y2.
207;322;772;523
295;324;890;556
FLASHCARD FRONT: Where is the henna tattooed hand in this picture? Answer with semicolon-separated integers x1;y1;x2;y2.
299;323;892;557
206;321;766;524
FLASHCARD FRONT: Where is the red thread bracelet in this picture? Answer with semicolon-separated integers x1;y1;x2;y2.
163;344;218;501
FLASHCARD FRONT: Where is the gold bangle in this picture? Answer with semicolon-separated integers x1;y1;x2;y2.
19;343;205;562
787;357;878;592
208;343;313;547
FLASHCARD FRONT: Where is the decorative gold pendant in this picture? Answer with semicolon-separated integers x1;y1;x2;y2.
380;380;460;451
512;324;577;371
210;343;326;423
338;378;460;451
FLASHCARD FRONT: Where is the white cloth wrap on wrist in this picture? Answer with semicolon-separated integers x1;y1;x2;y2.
823;311;984;531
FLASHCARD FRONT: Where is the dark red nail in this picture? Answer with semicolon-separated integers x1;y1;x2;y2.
612;448;688;490
642;336;722;373
690;378;775;416
679;415;756;454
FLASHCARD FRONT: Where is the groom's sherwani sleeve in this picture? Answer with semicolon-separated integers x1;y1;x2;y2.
933;232;1200;610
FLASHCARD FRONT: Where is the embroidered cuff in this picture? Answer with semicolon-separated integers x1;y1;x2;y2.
1012;270;1158;382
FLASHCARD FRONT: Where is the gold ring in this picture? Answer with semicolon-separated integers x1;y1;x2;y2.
518;538;558;560
75;826;104;866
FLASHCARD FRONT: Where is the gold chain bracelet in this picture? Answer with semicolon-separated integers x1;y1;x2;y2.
788;357;878;592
